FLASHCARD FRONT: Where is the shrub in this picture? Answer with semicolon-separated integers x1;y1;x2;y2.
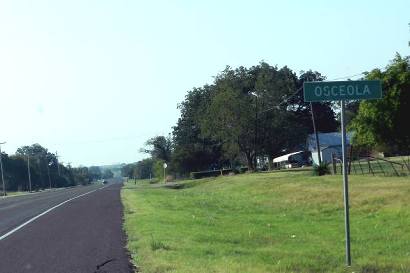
312;162;330;176
153;160;165;180
165;175;174;182
190;169;233;179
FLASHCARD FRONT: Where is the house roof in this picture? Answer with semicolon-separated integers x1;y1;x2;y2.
307;132;353;151
273;151;304;163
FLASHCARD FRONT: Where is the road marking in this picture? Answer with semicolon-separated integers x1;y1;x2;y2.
0;184;110;241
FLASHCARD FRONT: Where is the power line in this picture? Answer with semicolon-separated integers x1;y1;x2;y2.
331;73;365;81
259;71;366;114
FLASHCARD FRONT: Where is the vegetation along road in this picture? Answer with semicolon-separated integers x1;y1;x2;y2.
0;179;133;273
122;171;410;273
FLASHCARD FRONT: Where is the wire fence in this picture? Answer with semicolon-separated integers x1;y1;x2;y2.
332;155;410;176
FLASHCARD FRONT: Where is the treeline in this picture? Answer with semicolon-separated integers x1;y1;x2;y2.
125;55;409;178
0;143;112;193
124;62;338;179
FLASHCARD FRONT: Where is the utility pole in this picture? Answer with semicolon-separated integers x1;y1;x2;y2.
27;155;32;192
250;91;259;170
255;94;258;170
0;142;6;197
47;162;52;189
310;102;322;165
56;151;61;176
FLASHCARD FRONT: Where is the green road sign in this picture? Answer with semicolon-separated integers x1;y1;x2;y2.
303;79;382;266
304;80;382;102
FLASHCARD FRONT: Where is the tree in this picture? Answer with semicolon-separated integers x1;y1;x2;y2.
251;64;307;163
102;169;114;179
172;85;225;173
287;70;339;134
15;144;61;189
349;54;410;154
136;158;155;179
141;62;338;173
200;63;313;170
2;153;28;191
72;167;91;185
200;66;257;170
121;163;136;178
88;166;102;180
141;135;172;162
123;158;156;179
0;143;89;190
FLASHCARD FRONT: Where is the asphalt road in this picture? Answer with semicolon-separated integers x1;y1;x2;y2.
0;181;134;273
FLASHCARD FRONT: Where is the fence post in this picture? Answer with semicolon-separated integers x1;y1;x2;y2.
352;160;357;174
358;160;364;175
368;159;375;176
332;153;337;174
402;157;410;172
390;162;400;176
376;159;385;176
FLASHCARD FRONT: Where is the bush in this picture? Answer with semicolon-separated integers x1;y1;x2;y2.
190;169;233;179
312;162;330;176
153;160;165;181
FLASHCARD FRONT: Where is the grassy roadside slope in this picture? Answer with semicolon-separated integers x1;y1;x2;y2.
122;172;410;273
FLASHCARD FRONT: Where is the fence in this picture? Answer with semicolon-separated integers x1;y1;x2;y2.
332;155;410;176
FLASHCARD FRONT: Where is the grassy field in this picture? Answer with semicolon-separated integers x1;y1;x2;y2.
5;191;29;197
122;171;410;273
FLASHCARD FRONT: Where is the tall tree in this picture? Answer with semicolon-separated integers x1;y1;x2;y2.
349;54;410;154
15;144;60;189
200;66;257;169
172;85;225;173
102;169;114;179
134;158;155;179
251;64;306;161
89;166;102;180
288;70;339;134
141;135;172;162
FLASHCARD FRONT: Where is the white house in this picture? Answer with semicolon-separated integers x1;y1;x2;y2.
307;132;352;165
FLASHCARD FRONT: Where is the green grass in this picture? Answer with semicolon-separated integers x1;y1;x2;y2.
122;172;410;273
5;191;29;197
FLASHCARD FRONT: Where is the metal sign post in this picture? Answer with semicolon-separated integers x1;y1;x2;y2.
340;100;351;266
303;79;382;266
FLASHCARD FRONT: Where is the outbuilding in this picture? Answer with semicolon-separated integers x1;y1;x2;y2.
307;132;352;165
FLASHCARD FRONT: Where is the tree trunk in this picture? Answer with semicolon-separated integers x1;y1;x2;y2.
268;155;273;171
245;152;255;171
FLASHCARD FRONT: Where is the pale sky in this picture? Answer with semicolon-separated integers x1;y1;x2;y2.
0;0;409;166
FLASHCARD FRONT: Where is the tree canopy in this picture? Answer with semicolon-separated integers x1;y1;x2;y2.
134;55;408;177
1;143;96;192
349;54;410;154
139;61;338;174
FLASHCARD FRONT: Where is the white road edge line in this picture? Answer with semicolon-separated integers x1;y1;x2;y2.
0;184;111;241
